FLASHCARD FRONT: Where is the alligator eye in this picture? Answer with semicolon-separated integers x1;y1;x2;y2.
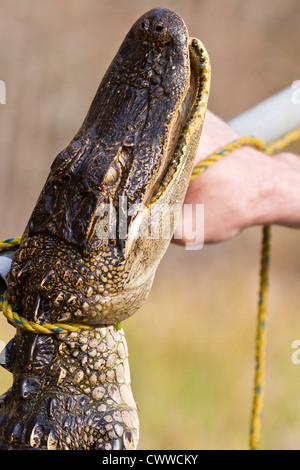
105;166;119;186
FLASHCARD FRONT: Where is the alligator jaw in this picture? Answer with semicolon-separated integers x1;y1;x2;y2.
124;36;210;283
144;37;210;207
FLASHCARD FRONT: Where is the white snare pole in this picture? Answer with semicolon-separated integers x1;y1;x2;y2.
229;82;300;143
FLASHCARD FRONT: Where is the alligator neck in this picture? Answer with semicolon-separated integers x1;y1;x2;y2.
0;326;138;450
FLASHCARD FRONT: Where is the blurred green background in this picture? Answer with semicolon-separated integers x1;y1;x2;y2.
1;0;300;450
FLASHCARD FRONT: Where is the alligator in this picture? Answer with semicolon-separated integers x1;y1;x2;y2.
0;8;210;449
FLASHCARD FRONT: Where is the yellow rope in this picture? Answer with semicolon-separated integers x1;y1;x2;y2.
0;237;21;251
0;298;98;334
264;127;300;155
250;224;271;450
190;135;266;180
191;127;300;451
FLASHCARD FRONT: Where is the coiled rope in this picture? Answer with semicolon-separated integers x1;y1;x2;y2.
0;126;300;448
0;295;98;334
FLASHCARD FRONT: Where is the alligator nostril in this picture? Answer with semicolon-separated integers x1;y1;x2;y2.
139;19;149;31
155;24;164;33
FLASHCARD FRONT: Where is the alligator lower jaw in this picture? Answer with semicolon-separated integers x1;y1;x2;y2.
143;41;200;207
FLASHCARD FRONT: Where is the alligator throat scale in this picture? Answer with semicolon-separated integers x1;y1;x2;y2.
0;8;210;449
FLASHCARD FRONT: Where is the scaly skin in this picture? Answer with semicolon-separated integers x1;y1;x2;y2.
0;327;138;450
0;8;210;449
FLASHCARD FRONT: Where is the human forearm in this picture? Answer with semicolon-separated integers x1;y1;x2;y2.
262;152;300;229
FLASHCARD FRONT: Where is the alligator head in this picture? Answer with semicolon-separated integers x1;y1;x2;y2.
6;9;210;328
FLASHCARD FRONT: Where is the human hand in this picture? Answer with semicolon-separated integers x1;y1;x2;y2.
173;111;300;247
